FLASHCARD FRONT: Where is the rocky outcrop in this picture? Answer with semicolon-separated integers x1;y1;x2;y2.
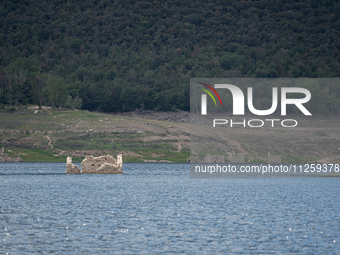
143;159;158;163
66;157;80;174
158;160;173;163
0;156;23;162
0;147;23;162
66;154;122;174
143;159;173;163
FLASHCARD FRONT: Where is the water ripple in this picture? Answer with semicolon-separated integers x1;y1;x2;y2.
0;163;339;254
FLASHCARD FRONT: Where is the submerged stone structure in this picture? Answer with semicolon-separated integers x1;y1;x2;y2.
81;155;122;174
66;154;122;174
66;157;81;174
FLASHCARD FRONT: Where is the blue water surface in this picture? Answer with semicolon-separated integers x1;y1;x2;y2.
0;163;339;254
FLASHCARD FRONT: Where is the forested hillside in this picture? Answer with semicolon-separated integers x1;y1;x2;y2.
0;0;340;113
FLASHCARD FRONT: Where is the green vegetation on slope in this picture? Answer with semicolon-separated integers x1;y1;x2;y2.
0;108;339;163
0;0;339;113
0;108;190;162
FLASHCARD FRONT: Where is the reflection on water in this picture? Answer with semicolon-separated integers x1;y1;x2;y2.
0;163;339;253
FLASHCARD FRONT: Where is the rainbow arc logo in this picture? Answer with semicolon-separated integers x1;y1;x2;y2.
197;82;222;106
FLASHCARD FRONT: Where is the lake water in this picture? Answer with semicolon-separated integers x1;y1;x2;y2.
0;163;339;254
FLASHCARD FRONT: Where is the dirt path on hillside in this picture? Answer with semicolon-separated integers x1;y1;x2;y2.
45;135;53;149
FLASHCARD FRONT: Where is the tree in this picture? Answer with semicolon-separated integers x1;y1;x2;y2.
6;58;38;108
12;69;27;109
5;72;13;108
0;72;5;108
45;75;67;110
65;95;83;109
34;73;47;109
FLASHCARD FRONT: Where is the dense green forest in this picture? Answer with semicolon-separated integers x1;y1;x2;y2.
0;0;340;114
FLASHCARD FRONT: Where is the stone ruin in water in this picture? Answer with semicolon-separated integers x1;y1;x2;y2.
66;155;122;174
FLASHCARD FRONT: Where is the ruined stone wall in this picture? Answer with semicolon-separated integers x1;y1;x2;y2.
97;163;122;174
205;154;225;163
268;152;281;163
81;155;117;173
230;152;245;163
66;157;80;174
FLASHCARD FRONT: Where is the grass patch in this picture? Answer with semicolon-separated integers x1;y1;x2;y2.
248;158;267;163
4;147;66;162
